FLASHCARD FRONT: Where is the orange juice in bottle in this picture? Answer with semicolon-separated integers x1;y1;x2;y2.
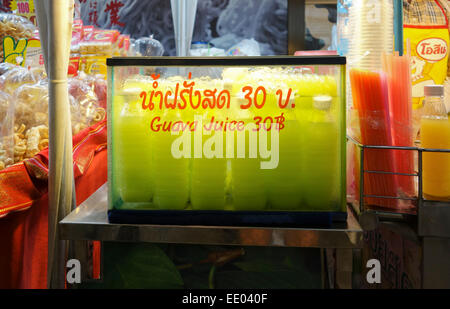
420;85;450;201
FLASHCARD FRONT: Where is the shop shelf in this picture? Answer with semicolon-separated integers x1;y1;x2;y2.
347;135;450;233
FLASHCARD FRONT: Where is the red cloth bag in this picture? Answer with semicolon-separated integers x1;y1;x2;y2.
0;120;107;289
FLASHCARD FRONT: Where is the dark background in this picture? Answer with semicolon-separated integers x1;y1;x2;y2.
0;0;338;55
78;0;289;56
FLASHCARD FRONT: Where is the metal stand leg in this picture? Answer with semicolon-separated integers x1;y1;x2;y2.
423;237;450;289
336;248;353;289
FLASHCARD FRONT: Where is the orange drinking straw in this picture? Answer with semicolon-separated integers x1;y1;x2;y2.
350;68;398;209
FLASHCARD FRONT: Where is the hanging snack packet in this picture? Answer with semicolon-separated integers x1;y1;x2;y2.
79;28;120;78
69;19;84;77
0;13;36;65
403;0;449;108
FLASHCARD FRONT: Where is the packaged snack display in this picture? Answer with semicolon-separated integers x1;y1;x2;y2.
69;22;133;78
0;64;40;94
82;25;95;39
0;63;106;170
107;57;347;225
80;28;120;56
0;62;15;75
68;72;107;134
71;19;84;54
117;35;130;56
14;81;49;130
79;28;121;77
23;30;44;69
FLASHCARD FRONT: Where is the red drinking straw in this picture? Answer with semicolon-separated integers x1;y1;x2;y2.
382;52;415;207
350;68;398;209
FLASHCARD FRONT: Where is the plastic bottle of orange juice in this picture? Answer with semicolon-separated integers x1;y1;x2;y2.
421;85;450;201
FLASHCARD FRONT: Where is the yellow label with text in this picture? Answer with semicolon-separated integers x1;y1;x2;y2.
3;36;28;66
10;0;36;25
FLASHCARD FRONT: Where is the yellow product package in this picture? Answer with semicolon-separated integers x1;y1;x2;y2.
79;28;119;79
403;0;450;108
79;55;108;77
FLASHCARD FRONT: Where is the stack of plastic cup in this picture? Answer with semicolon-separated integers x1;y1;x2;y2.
113;85;154;205
301;95;340;210
348;0;394;70
266;95;303;211
230;94;267;211
347;0;394;108
190;156;227;210
152;112;191;210
152;80;190;210
190;98;228;210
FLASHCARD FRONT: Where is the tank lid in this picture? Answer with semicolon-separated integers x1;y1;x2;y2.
313;95;332;110
424;85;444;97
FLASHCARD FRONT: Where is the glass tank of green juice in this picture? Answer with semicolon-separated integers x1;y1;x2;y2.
108;58;346;215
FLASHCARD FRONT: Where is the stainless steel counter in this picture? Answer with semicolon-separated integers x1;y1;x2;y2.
60;184;363;248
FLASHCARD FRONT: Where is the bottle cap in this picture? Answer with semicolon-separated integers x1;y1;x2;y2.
313;95;332;110
121;87;142;97
424;85;444;97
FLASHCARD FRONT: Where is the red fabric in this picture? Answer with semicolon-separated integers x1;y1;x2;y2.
0;120;107;289
0;194;48;289
0;164;43;218
26;119;107;181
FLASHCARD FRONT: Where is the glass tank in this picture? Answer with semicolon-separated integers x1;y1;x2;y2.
107;57;346;220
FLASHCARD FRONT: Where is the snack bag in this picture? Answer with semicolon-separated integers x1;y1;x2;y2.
79;29;119;78
0;65;38;95
0;91;13;170
68;72;106;133
122;35;130;56
116;34;130;56
23;30;43;69
0;13;36;65
82;25;95;40
69;19;84;77
71;19;84;49
403;0;450;108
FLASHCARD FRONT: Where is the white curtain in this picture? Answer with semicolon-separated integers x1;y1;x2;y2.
171;0;198;56
35;0;75;289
